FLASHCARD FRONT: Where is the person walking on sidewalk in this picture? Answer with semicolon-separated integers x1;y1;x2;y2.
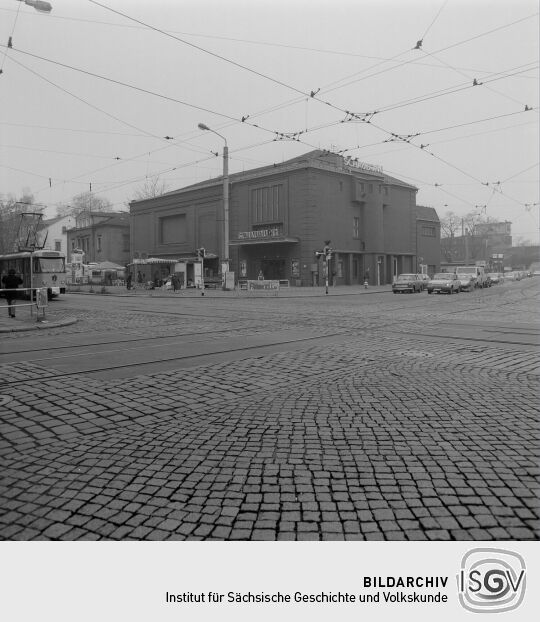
2;269;23;318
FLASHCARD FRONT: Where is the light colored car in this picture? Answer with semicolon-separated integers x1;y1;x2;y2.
458;273;476;292
392;273;422;293
487;272;502;284
427;273;461;295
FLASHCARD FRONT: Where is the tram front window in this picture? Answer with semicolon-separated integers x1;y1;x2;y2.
33;258;65;273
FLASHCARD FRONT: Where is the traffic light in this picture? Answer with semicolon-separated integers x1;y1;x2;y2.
315;246;333;259
197;247;205;259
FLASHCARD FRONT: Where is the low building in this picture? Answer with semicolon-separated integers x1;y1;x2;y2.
37;214;76;255
441;220;512;266
130;150;424;286
66;211;130;266
416;206;441;275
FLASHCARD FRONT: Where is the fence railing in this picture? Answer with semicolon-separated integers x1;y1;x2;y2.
0;287;48;320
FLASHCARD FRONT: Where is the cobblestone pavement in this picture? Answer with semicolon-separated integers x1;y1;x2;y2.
1;280;539;540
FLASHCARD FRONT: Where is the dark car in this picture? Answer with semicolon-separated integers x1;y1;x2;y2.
392;273;422;294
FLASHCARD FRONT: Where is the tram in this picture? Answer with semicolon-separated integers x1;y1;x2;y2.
0;249;67;299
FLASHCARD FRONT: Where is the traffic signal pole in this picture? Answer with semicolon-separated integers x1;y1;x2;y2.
325;254;329;295
315;242;332;295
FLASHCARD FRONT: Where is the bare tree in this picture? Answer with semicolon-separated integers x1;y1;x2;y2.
54;192;113;218
439;211;461;239
0;192;44;254
132;176;169;201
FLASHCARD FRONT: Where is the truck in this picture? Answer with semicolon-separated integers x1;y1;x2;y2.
455;265;488;288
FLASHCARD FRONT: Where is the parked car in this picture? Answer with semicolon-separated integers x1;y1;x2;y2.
418;273;430;290
427;272;461;294
455;265;487;288
458;273;476;292
392;273;422;293
487;272;502;284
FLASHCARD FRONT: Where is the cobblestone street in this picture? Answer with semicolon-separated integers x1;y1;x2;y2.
1;281;539;540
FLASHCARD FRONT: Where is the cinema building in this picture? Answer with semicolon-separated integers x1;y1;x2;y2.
129;150;428;286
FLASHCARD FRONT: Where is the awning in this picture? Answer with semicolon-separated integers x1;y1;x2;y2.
229;237;300;246
132;257;179;264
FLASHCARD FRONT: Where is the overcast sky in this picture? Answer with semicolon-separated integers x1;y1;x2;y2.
1;0;538;242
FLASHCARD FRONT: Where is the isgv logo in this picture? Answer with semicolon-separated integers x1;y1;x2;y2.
457;548;526;613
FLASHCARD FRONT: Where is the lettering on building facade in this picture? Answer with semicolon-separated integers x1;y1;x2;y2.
238;227;282;240
343;156;383;174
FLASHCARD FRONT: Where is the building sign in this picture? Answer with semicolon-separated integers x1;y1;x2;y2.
343;156;383;174
238;227;281;240
247;279;280;290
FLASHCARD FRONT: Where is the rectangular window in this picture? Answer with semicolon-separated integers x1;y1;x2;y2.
421;226;436;237
251;185;282;223
97;235;102;252
353;217;360;238
54;240;61;252
160;214;186;244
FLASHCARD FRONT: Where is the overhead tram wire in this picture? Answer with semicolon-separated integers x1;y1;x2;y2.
4;12;535;150
86;0;539;132
87;0;311;99
0;120;157;138
420;0;449;42
0;0;21;74
8;9;536;212
4;55;222;195
315;12;539;96
1;44;282;140
1;5;535;80
421;48;529;108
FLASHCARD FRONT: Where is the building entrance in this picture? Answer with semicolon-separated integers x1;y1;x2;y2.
260;259;285;280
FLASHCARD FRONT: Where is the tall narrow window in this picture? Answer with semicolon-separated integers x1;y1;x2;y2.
353;217;360;239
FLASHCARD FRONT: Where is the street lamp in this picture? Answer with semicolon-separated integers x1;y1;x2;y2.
198;123;229;278
17;0;53;12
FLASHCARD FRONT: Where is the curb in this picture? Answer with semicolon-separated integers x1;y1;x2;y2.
66;288;393;299
0;317;78;333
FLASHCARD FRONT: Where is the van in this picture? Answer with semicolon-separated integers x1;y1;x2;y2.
455;265;488;288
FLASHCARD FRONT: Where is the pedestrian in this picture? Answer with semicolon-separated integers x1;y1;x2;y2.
258;270;264;280
2;269;23;318
126;273;132;290
137;271;143;285
171;273;180;292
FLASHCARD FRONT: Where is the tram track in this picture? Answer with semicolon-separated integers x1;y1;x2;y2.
0;330;348;386
1;280;537;384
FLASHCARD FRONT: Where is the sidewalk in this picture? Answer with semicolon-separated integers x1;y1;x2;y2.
0;302;77;333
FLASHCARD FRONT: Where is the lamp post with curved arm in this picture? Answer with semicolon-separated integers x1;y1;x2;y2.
198;123;229;280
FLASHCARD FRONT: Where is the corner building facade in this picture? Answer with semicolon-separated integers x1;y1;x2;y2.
130;150;420;286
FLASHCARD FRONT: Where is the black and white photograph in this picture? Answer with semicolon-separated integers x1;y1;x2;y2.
0;0;538;619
